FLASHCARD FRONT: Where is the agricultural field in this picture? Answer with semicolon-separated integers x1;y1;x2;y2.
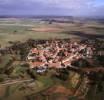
0;67;81;100
0;18;104;47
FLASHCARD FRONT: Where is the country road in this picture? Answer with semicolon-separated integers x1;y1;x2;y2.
0;79;34;86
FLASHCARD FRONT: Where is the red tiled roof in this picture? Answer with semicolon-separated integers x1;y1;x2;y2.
63;61;71;66
48;62;61;68
31;48;38;54
29;62;45;68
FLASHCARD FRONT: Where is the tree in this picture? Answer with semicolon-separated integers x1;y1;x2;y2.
56;68;69;81
27;69;36;79
0;75;5;82
5;67;14;75
71;58;89;68
96;55;104;66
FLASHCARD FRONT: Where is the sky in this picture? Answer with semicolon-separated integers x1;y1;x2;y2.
0;0;104;17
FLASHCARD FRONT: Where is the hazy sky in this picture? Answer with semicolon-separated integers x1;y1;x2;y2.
0;0;104;17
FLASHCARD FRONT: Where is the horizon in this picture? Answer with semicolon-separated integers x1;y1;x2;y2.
0;15;103;19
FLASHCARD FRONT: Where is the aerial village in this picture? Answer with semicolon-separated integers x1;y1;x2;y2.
0;38;104;75
0;38;104;74
27;39;95;73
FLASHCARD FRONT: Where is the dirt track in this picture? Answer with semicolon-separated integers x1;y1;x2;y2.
0;79;33;86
